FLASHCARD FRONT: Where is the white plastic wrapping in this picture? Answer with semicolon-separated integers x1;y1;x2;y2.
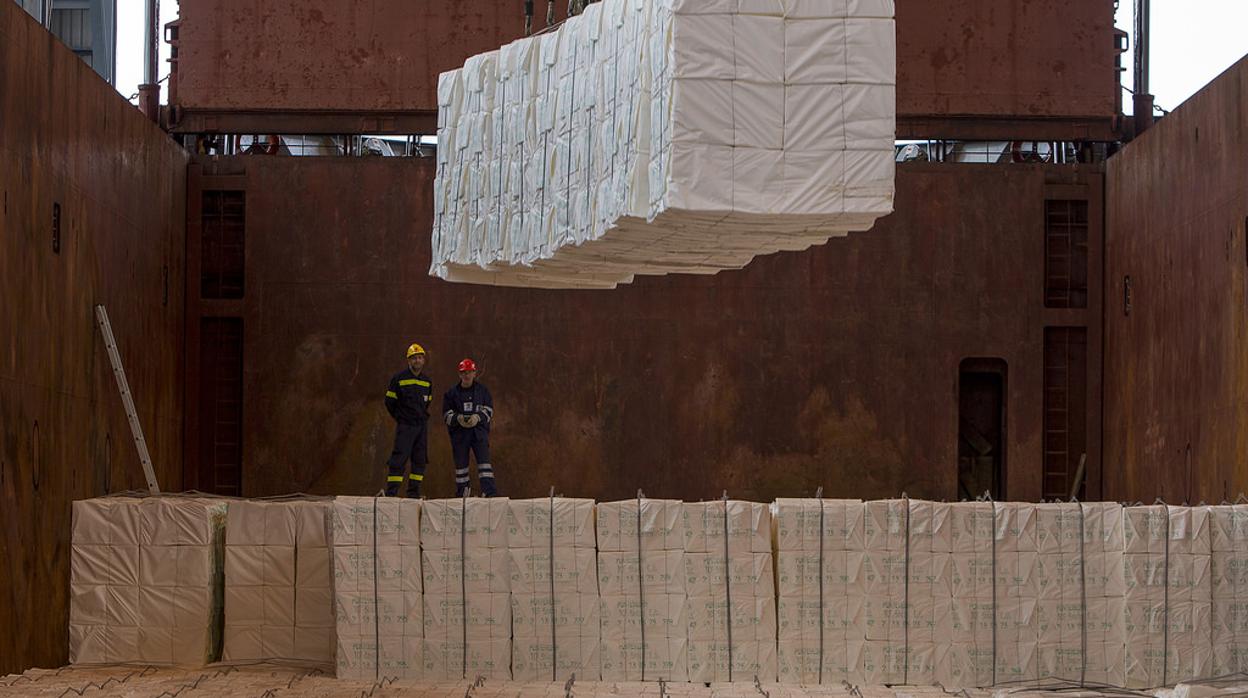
329;497;423;679
421;497;513;680
507;498;600;681
431;0;896;288
597;497;688;681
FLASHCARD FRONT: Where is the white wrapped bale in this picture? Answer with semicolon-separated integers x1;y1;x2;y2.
329;497;423;680
420;497;512;680
507;498;600;681
597;497;687;681
432;0;896;288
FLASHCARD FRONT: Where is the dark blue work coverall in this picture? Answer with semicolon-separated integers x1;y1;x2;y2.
383;368;433;497
442;381;496;496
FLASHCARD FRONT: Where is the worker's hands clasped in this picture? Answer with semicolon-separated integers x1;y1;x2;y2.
456;413;481;428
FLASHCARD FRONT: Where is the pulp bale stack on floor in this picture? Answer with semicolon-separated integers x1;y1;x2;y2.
943;501;995;687
597;497;688;680
64;493;1248;689
1210;504;1248;676
1075;502;1126;687
682;500;776;681
329;497;423;679
68;496;226;666
856;499;909;684
221;499;333;665
1119;505;1212;687
507;497;600;680
430;0;896;289
420;498;512;679
773;498;865;684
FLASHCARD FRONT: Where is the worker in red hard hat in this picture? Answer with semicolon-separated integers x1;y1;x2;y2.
441;358;497;497
382;343;433;497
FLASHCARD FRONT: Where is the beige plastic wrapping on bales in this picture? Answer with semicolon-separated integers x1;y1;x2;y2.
773;498;863;685
69;496;227;666
1119;504;1214;688
329;497;423;679
1078;501;1126;687
1210;504;1248;677
682;500;776;682
507;497;600;681
421;497;512;680
221;499;333;665
597;497;688;681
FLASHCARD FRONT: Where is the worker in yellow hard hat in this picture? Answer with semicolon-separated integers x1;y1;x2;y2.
382;343;433;497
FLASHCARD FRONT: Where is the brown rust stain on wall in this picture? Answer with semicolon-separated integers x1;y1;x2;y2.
188;158;1102;506
171;0;1118;130
1104;57;1248;503
0;2;188;673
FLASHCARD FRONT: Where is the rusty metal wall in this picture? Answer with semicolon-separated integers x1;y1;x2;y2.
186;157;1103;506
1104;57;1248;503
169;0;1120;139
896;0;1119;138
0;2;188;674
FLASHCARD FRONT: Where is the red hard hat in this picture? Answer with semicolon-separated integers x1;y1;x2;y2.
457;358;477;373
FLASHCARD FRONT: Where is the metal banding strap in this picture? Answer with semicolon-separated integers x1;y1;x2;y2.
816;487;825;685
991;499;998;687
461;491;469;679
372;495;381;681
721;491;733;682
902;495;911;685
1162;501;1171;688
1078;501;1087;687
549;487;558;681
636;489;646;681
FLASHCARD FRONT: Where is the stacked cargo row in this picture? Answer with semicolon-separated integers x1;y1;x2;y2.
69;495;1248;689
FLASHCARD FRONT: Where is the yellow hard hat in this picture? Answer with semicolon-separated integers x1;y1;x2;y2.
406;343;426;358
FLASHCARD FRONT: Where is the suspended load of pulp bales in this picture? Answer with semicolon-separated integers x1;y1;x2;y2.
430;0;896;289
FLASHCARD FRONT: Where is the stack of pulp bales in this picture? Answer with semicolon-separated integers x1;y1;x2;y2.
222;499;333;665
1162;506;1213;683
683;500;776;681
597;497;688;680
421;498;512;679
508;497;600;680
69;496;226;666
1210;503;1248;676
900;500;951;686
1031;502;1085;682
1120;505;1213;687
990;502;1039;684
942;501;996;687
773;498;866;684
855;499;910;685
329;497;423;679
1076;502;1126;687
430;0;896;289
